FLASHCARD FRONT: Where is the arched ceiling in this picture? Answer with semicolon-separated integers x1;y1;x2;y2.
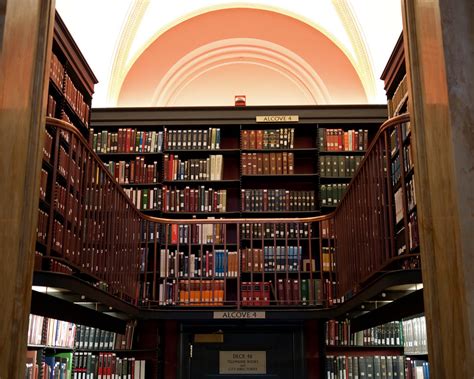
55;0;403;107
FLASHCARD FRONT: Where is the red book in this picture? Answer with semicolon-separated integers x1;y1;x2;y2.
292;279;299;305
277;279;285;305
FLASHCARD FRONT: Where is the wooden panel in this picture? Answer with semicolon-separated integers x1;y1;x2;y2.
402;0;474;377
0;0;54;377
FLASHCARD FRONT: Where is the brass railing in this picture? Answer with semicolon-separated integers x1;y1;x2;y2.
39;113;417;309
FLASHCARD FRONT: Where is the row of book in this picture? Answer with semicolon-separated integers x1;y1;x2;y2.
241;152;295;175
164;127;221;150
321;183;349;206
241;189;316;212
50;53;65;90
64;73;90;127
241;281;270;306
408;212;420;251
406;178;416;212
402;316;427;355
325;355;407;379
37;209;48;244
159;249;238;278
394;188;405;224
241;128;295;149
49;258;74;275
325;320;403;347
27;314;75;348
75;322;136;350
320;155;363;178
319;128;369;152
25;351;71;379
164;222;226;245
390;121;411;156
161;186;227;213
158;280;225;305
241;279;324;306
321;247;335;272
39;169;48;200
73;353;146;379
43;130;53;162
240;222;311;239
91;128;164;154
163;154;223;181
52;219;65;251
124;187;162;210
241;246;301;272
46;95;57;118
388;75;408;116
58;146;69;178
392;153;403;186
104;158;159;184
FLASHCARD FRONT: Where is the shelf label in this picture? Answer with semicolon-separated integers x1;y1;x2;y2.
219;351;266;374
213;311;265;319
256;115;299;123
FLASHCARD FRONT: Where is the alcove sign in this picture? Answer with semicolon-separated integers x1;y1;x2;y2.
219;351;267;374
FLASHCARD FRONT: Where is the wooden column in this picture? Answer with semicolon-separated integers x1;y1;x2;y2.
402;0;474;377
0;0;55;378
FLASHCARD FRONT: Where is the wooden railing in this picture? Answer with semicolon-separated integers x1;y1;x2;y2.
39;114;418;309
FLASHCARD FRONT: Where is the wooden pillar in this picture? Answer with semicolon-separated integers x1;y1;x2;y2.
401;0;474;377
0;0;55;378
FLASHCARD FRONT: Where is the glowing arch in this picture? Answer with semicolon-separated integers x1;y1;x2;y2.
153;38;331;106
117;7;368;106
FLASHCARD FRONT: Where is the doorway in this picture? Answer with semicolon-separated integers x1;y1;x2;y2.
179;322;304;379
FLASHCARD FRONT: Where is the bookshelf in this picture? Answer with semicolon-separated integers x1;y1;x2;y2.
25;315;153;378
90;106;386;308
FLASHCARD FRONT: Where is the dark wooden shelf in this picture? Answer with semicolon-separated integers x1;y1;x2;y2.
242;148;318;153
164;149;239;155
161;211;240;218
242;174;318;179
319;150;366;155
320;176;353;181
31;271;139;332
27;344;74;351
163;243;239;246
97;151;163;157
75;348;158;354
325;345;404;350
120;182;161;188
241;211;319;217
162;180;240;185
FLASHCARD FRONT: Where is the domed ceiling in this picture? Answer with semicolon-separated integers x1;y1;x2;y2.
55;0;403;107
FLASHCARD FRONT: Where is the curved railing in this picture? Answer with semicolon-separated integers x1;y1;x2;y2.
40;113;417;309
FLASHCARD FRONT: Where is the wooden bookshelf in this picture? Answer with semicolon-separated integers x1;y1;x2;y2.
90;106;385;309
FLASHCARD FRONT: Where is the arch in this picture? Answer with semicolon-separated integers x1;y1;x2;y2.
117;7;367;106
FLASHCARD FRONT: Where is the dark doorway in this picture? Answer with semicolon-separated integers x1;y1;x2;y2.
179;322;304;379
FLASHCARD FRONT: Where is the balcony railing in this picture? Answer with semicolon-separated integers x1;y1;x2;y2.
39;113;416;310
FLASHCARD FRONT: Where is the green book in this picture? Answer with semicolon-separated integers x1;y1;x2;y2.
54;352;73;379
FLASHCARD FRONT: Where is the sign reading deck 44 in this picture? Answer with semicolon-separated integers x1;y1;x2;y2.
213;311;266;319
219;351;267;374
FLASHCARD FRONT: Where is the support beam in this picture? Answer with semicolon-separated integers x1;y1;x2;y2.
0;0;55;377
402;0;474;377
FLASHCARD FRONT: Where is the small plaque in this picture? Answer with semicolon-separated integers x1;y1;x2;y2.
213;311;265;319
219;351;266;374
256;115;299;123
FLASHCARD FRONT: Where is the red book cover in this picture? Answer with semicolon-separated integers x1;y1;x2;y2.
292;279;299;305
256;130;263;149
285;279;292;305
241;130;249;149
277;279;285;305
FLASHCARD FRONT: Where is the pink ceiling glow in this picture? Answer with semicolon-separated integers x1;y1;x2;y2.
118;7;367;106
